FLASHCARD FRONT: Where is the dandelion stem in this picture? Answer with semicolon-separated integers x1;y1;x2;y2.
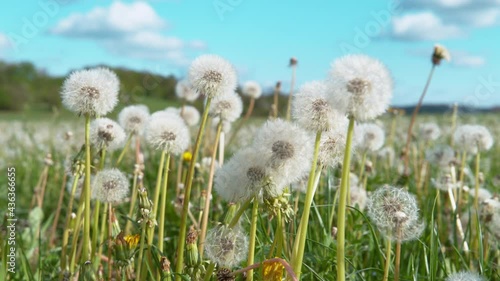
383;237;391;281
359;151;367;183
116;133;133;166
394;227;402;281
125;171;139;234
285;64;296;121
228;198;252;229
403;64;436;175
152;150;166;221
203;262;215;281
291;130;322;279
60;171;81;275
199;120;223;257
82;113;92;262
175;96;212;280
336;116;355;281
246;198;259;281
136;215;148;281
157;153;171;255
96;202;108;270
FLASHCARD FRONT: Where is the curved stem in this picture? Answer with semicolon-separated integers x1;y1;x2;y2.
175;96;212;280
403;64;436;175
291;131;322;278
336;117;355;281
116;133;133;166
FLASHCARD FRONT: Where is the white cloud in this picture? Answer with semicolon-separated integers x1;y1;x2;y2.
51;1;166;37
51;2;205;66
451;51;486;67
391;13;463;40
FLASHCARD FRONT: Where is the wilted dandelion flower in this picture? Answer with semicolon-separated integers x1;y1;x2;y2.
204;224;248;268
179;105;200;126
188;54;237;98
94;168;129;204
214;148;276;202
419;122;441;142
445;271;484;281
175;79;200;102
118;104;150;135
145;115;190;155
90;118;126;151
326;55;393;121
355;123;385;152
454;125;494;154
367;185;424;241
292;81;347;132
242;81;262;99
425;145;455;167
433;44;451;65
209;92;243;122
253;119;312;184
61;67;119;116
318;126;348;167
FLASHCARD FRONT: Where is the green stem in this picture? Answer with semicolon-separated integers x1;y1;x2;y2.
60;172;81;275
246;198;259;281
152;150;167;220
91;200;101;267
82;113;92;262
125;172;139;234
336;117;355;281
359;151;367;181
175;97;212;280
228;198;252;229
136;218;148;281
158;153;171;254
96;203;108;270
116;133;133;166
383;237;391;281
394;229;402;281
291;131;322;279
204;262;216;281
474;152;481;211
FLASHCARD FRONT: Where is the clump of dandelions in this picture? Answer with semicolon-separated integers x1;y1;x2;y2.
61;67;119;116
242;80;262;99
367;185;424;241
204;224;249;269
454;125;494;154
94;168;129;204
118;104;150;135
145;114;190;155
253;119;313;187
326;54;393;121
188;54;237;98
445;271;485;281
208;92;243;123
419;122;441;142
175;79;200;102
90;118;126;151
355;123;385;153
292;80;347;132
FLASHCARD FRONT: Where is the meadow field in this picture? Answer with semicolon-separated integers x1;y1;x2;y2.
0;53;499;281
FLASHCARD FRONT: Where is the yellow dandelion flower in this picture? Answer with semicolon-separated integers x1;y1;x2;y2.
124;234;140;249
263;259;284;281
183;151;193;162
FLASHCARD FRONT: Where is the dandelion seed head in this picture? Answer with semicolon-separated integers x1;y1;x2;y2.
94;168;129;204
293;81;347;132
318;126;349;167
419;122;441;142
145;115;190;154
253;119;313;185
179;105;201;126
326;55;393;121
90;118;126;151
355;123;385;152
433;44;451;65
426;145;455;167
188;55;237;98
61;67;119;116
118;105;150;135
242;80;262;99
454;125;494;154
209;92;243;122
367;185;423;241
204;225;248;268
175;79;200;102
445;271;485;281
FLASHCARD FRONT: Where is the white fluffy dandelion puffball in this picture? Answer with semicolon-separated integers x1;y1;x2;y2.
355;123;385;152
61;67;120;116
118;104;150;135
90;118;126;151
94;168;129;204
242;81;262;99
188;54;237;98
209;91;243;123
175;79;200;102
145;114;190;155
326;54;393;121
454;124;494;155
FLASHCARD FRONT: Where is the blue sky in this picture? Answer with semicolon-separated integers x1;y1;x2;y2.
0;0;499;107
